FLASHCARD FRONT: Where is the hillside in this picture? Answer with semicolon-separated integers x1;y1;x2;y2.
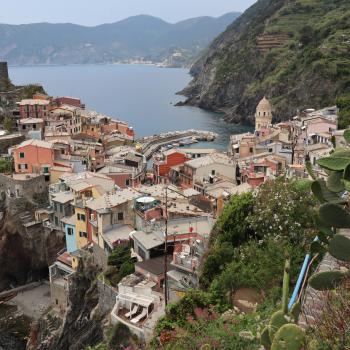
180;0;350;124
0;13;240;67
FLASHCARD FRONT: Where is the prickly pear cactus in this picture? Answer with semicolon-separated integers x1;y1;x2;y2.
260;259;304;349
308;129;350;291
271;324;306;350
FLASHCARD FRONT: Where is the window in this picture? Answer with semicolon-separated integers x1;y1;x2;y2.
249;147;253;153
19;152;25;158
77;213;86;221
125;179;130;186
118;212;124;221
79;231;88;238
54;216;59;226
59;204;63;213
33;124;36;129
67;227;74;236
269;148;273;153
211;170;215;175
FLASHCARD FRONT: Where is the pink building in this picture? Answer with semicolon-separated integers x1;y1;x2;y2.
13;139;55;176
18;99;51;119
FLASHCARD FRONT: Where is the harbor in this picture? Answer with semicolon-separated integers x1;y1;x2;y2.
136;129;218;159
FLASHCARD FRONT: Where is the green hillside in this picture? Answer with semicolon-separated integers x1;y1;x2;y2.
182;0;350;125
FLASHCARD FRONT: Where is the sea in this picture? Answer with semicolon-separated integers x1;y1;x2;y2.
9;64;252;149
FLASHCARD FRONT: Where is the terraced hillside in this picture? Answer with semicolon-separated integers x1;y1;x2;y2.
181;0;350;125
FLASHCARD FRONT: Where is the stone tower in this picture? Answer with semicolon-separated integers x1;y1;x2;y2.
255;96;273;131
0;62;9;91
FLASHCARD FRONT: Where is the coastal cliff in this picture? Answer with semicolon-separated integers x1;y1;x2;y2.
0;193;64;291
180;0;350;124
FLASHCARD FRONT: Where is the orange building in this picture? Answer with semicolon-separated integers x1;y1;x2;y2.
153;149;189;184
12;139;56;176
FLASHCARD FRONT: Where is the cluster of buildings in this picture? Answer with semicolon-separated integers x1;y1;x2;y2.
0;81;343;343
228;97;338;186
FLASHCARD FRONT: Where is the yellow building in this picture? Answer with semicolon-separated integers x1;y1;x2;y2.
74;204;88;249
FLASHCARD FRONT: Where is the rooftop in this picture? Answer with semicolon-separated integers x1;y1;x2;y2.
131;230;164;250
60;215;75;226
52;191;74;204
61;171;115;193
103;224;134;248
185;153;234;169
18;99;50;106
86;187;140;211
18;118;44;124
135;255;173;276
167;217;214;237
13;139;55;150
181;148;217;155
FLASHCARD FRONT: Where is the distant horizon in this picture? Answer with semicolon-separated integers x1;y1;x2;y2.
0;0;256;26
0;12;241;27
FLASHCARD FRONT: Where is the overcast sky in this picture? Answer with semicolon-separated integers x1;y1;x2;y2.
0;0;257;26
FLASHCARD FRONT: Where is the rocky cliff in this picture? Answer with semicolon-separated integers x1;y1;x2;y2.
28;259;105;350
180;0;350;124
0;193;64;291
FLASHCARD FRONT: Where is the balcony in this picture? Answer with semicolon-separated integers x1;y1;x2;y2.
172;251;199;273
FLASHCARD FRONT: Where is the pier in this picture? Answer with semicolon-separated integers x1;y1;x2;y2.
137;130;218;159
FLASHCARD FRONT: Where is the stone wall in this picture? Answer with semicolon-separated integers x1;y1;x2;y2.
92;243;108;269
97;278;117;315
0;173;46;201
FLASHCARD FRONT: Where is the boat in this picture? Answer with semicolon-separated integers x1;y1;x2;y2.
172;142;180;148
179;137;193;146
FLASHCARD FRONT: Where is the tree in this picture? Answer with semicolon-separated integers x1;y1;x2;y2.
3;116;12;133
248;178;316;246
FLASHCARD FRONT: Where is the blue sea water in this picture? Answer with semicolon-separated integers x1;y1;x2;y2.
9;64;252;149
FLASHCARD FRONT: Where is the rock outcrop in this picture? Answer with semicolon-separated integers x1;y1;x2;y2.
0;193;64;291
29;259;105;350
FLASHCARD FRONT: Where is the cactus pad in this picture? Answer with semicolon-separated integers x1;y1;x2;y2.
327;171;345;192
319;203;350;228
268;310;289;340
309;270;345;290
311;180;345;204
271;324;305;350
289;302;301;323
329;234;350;262
260;326;271;350
317;156;350;171
343;129;350;144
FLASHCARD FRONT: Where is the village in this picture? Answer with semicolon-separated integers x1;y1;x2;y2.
0;61;342;343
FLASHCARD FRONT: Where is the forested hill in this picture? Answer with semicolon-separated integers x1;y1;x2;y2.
180;0;350;124
0;13;240;67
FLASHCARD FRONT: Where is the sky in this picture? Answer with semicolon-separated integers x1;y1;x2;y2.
0;0;257;26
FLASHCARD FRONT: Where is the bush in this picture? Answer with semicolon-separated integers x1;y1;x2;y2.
107;323;139;350
107;245;131;268
248;178;316;246
105;245;135;287
210;236;305;306
213;191;254;246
